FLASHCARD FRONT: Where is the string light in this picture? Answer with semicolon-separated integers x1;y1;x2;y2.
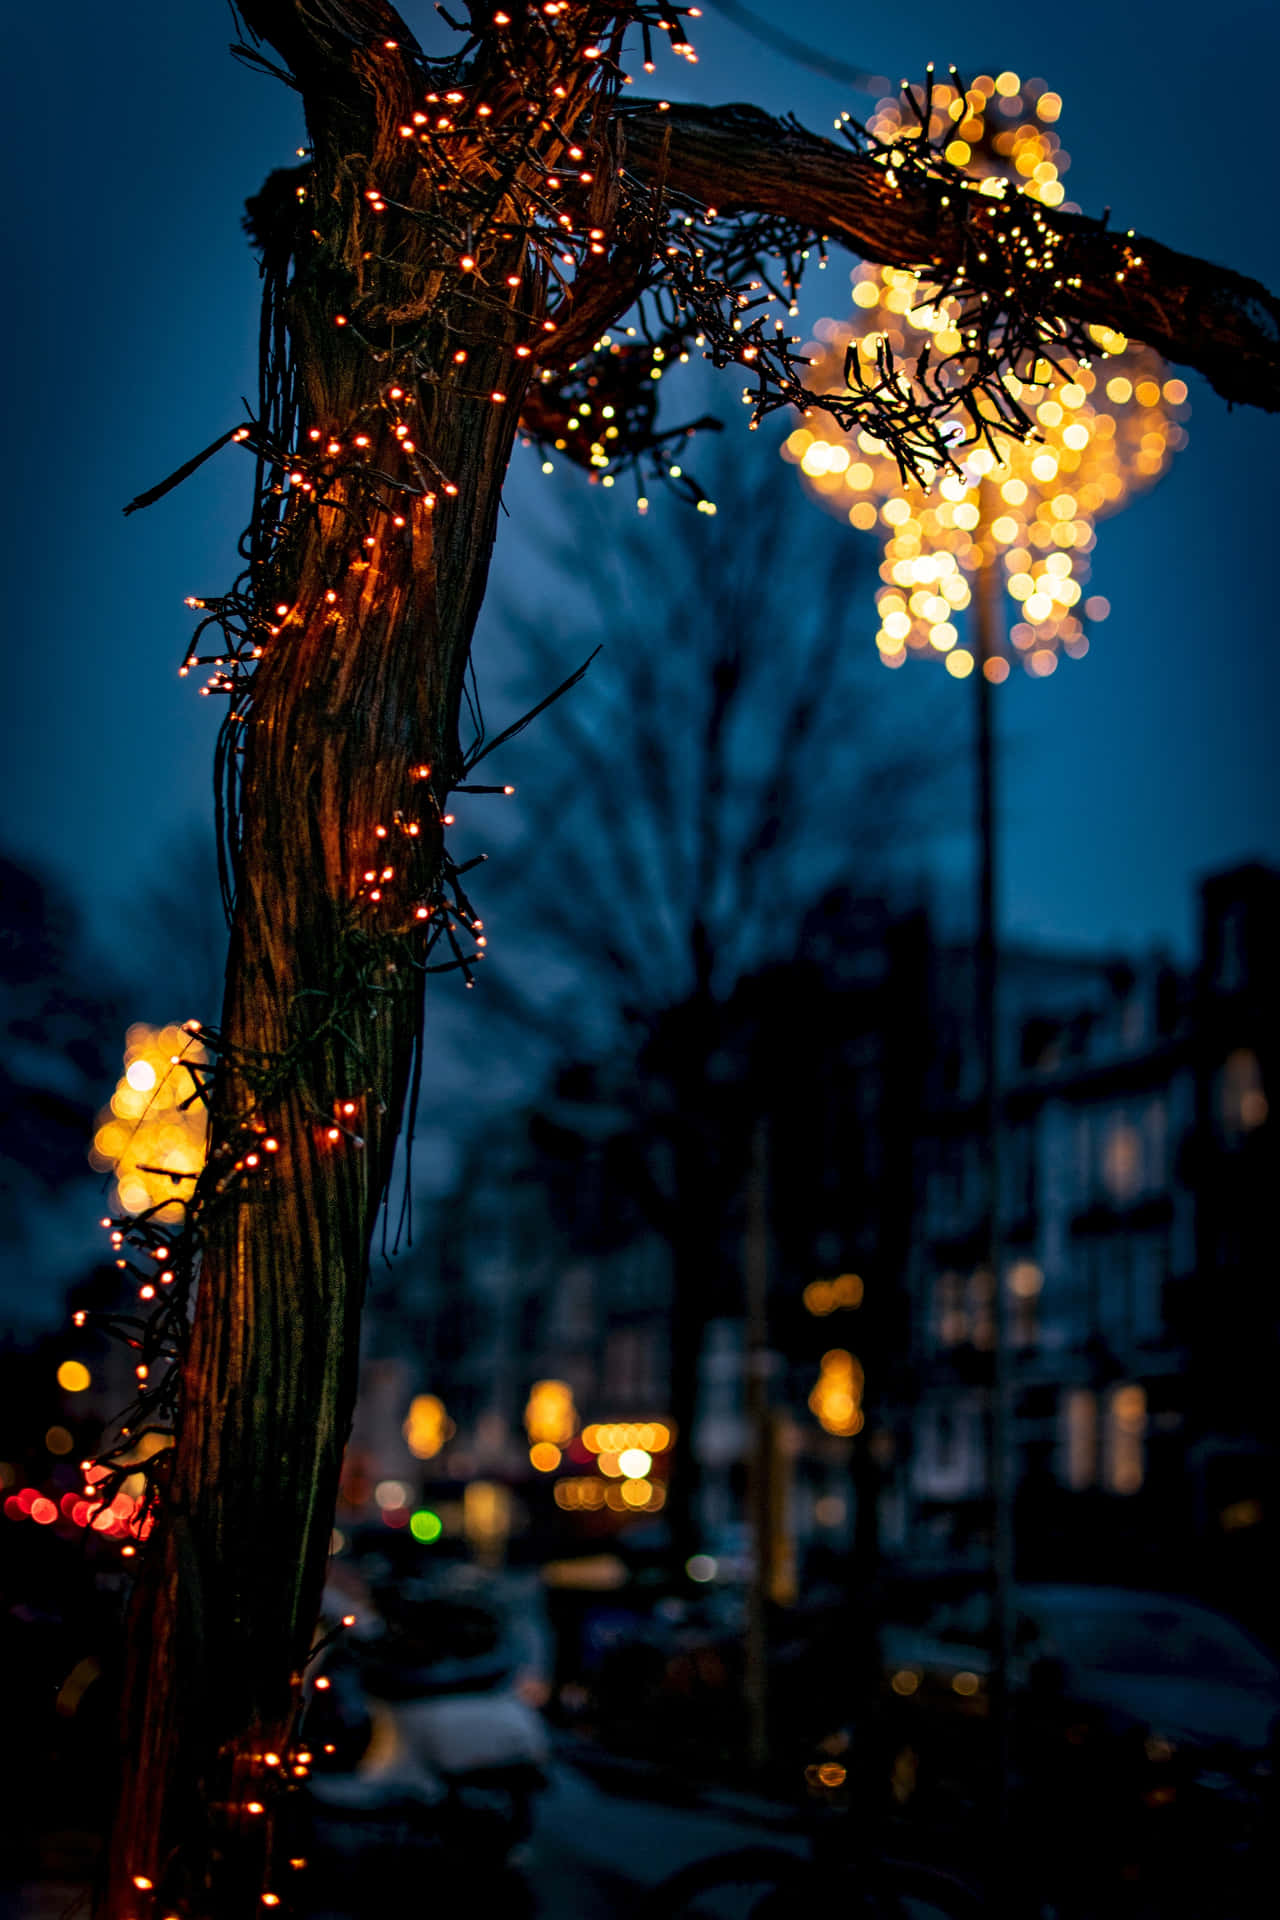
783;73;1188;674
99;17;1207;1908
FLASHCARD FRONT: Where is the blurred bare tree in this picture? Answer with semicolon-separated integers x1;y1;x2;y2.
474;438;958;1563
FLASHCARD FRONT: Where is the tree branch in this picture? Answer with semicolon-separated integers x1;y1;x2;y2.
620;101;1280;413
234;0;423;82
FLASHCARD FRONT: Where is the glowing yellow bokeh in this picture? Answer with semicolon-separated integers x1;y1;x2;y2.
784;74;1188;676
554;1475;666;1513
57;1361;91;1393
804;1273;865;1316
809;1350;865;1436
404;1393;454;1460
524;1379;577;1447
581;1421;671;1454
90;1023;209;1222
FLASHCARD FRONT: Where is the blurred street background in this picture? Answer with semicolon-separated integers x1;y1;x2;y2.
3;2;1279;1916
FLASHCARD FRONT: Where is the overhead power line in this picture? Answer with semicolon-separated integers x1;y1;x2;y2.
701;0;888;96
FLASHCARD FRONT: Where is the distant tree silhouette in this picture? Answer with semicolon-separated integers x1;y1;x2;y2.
476;441;946;1562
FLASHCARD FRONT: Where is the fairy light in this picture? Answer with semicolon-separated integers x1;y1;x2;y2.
783;73;1189;675
99;16;1218;1907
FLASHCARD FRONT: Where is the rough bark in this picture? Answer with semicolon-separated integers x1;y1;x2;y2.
109;416;522;1917
105;10;540;1915
104;3;1280;1911
618;102;1280;414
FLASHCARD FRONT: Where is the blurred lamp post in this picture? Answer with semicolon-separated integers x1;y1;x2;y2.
785;73;1188;682
783;66;1188;1833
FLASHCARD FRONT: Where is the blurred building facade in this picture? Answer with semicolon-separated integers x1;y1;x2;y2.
365;861;1278;1623
903;863;1277;1618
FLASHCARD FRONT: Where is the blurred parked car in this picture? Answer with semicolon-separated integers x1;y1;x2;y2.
875;1582;1279;1913
880;1583;1280;1759
301;1570;551;1903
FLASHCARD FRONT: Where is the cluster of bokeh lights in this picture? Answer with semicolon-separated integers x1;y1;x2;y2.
784;72;1189;680
89;1024;208;1221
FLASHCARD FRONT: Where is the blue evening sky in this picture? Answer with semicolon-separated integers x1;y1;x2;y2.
3;0;1277;972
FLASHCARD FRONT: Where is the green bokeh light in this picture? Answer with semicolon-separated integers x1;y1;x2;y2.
410;1508;443;1544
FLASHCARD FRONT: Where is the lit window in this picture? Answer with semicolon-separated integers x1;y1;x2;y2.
1062;1387;1097;1490
1103;1119;1142;1201
1219;1050;1267;1140
934;1271;967;1347
1105;1384;1147;1494
1009;1262;1042;1347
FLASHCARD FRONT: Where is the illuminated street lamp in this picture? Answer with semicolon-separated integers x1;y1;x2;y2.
784;72;1189;683
783;69;1189;1834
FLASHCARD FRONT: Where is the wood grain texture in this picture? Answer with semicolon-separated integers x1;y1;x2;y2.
104;5;1279;1910
618;101;1280;413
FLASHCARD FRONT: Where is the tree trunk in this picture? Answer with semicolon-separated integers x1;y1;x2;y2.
101;3;1280;1907
104;114;536;1920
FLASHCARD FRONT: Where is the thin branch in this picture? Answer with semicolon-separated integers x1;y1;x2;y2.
619;100;1280;412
